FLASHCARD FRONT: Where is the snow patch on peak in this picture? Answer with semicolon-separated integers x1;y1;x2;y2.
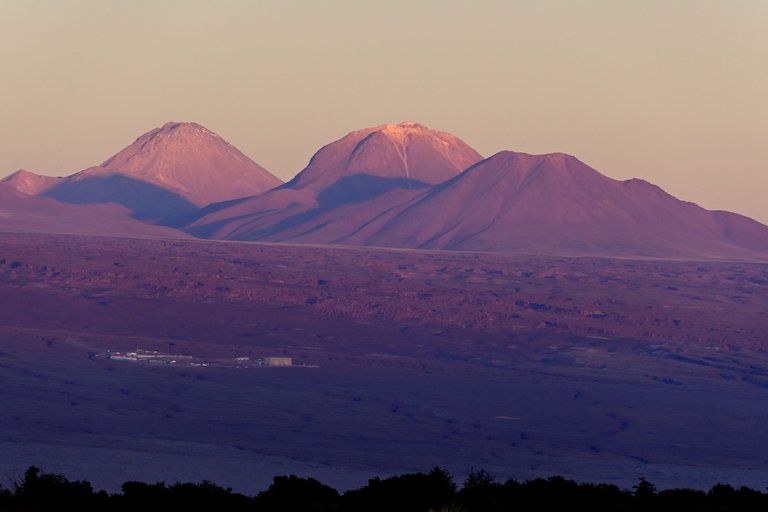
377;122;440;149
379;124;408;141
130;122;224;151
378;121;427;136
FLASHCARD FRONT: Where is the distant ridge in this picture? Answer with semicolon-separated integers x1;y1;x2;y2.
2;121;767;259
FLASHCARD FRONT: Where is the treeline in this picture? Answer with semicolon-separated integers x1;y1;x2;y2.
2;466;767;512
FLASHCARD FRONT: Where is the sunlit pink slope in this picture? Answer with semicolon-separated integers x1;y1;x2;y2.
189;122;483;239
0;169;61;196
338;151;768;257
0;185;187;238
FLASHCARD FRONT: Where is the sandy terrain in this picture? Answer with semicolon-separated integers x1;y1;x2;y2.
0;233;767;493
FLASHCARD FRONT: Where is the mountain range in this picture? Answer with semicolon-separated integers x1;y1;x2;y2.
2;121;767;259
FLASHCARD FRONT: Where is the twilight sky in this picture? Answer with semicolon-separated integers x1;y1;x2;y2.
1;0;766;224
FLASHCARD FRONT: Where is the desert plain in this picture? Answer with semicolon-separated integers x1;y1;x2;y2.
1;232;766;493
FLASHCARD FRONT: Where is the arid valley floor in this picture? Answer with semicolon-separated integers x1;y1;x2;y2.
1;233;767;493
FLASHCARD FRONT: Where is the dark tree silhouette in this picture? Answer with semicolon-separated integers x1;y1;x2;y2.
457;468;503;512
0;484;12;511
656;488;708;511
462;468;496;490
117;479;252;511
255;474;339;512
11;466;105;512
340;467;455;512
2;464;768;512
633;477;657;499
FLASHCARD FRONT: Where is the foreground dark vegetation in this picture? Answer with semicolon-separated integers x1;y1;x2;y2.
3;466;768;512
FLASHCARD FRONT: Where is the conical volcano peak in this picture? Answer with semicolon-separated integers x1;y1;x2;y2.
378;121;427;135
157;121;208;131
157;121;216;137
42;121;282;217
109;121;229;165
372;121;464;146
286;122;484;193
162;120;191;129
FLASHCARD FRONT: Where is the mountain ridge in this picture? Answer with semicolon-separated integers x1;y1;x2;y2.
2;121;767;259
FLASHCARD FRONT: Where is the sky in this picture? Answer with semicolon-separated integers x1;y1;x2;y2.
1;0;766;224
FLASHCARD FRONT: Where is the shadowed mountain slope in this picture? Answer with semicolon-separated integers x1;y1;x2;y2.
0;186;188;238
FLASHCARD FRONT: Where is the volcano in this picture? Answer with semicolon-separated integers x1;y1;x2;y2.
187;122;484;239
334;151;768;258
42;122;282;220
285;121;483;195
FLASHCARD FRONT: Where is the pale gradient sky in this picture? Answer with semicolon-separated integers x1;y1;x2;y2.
1;0;766;224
